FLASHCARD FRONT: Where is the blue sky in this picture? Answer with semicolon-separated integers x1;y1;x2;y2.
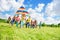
0;0;60;24
23;0;52;8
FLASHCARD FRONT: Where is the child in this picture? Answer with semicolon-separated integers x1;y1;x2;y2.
10;16;15;26
39;21;42;28
26;17;31;28
15;16;20;27
20;20;24;28
34;20;37;28
31;20;35;28
7;16;11;24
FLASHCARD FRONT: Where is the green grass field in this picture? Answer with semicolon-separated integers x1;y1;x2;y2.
0;23;60;40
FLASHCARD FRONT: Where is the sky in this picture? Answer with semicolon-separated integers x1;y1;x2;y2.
0;0;60;24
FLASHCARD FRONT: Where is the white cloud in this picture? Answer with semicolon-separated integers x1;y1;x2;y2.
5;14;11;19
0;13;11;19
28;8;36;14
45;2;55;17
44;17;56;24
45;0;60;24
35;4;45;12
0;0;24;12
45;0;60;17
45;18;60;24
53;0;60;16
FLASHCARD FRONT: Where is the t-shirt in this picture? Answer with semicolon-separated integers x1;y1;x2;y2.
27;18;31;22
16;17;20;21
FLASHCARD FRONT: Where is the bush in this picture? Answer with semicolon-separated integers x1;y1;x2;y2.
58;23;60;27
42;23;46;26
0;19;6;23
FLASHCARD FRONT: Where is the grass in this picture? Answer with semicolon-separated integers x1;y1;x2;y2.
0;23;60;40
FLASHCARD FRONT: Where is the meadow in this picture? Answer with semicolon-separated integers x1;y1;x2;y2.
0;23;60;40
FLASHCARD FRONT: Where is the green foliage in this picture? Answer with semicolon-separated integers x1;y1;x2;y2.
58;23;60;27
45;24;58;27
42;23;46;26
0;19;6;23
50;24;57;27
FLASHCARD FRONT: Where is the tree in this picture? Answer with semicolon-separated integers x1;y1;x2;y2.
0;19;6;23
42;23;46;26
50;24;55;27
58;23;60;27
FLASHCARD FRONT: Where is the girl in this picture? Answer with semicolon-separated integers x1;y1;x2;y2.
15;16;20;27
31;20;37;28
34;20;37;28
31;20;34;28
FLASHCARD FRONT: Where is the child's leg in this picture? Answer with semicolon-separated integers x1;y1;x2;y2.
9;21;11;26
39;24;41;28
20;24;21;28
16;22;18;27
28;23;30;28
22;23;24;28
11;21;13;26
25;23;27;28
30;24;32;28
20;21;21;28
20;24;23;28
20;21;23;28
12;21;14;26
32;24;35;28
35;24;37;28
